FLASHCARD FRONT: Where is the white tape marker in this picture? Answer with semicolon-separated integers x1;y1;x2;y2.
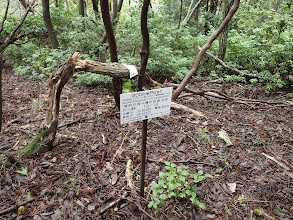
122;64;138;79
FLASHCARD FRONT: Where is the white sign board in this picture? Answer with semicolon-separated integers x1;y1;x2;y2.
120;87;173;124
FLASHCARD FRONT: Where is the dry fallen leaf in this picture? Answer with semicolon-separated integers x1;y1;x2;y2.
227;183;237;193
218;130;233;146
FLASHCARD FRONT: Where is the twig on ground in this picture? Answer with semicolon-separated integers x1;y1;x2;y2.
126;159;134;190
261;153;291;171
112;129;132;162
124;197;158;220
100;191;129;215
171;102;204;118
0;197;36;215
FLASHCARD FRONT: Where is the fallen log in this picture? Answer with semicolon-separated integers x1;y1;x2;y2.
72;52;139;78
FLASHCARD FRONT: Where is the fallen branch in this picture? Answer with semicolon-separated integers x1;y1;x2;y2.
171;102;204;118
72;52;138;78
200;46;261;79
100;191;129;215
126;159;134;190
124;197;158;220
261;153;291;171
0;197;36;215
167;82;292;105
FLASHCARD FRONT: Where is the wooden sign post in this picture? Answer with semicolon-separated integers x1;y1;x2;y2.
120;87;173;197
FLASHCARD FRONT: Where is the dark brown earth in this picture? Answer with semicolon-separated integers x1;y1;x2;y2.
0;68;292;220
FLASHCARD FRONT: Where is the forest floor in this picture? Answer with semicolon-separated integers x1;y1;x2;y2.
0;68;292;220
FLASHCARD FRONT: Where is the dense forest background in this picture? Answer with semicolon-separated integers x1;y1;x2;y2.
1;0;292;90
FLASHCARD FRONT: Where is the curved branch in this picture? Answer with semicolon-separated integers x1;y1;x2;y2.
172;0;240;100
0;0;37;52
0;0;10;34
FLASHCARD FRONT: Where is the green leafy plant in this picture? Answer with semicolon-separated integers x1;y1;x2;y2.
148;161;213;211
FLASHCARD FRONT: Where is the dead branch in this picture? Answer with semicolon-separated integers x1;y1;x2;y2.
124;197;158;220
0;197;36;215
172;0;240;100
261;153;291;171
126;159;134;190
171;102;204;118
72;52;136;78
0;0;10;34
167;82;292;105
20;55;75;155
200;46;261;78
99;191;129;214
0;0;37;52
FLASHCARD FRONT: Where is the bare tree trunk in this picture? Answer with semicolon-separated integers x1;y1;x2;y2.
178;0;183;28
138;0;150;198
274;0;281;12
42;0;59;48
79;0;85;16
172;0;240;100
218;0;233;60
0;54;2;132
100;0;122;108
97;0;123;47
209;0;218;14
54;0;58;7
92;0;99;19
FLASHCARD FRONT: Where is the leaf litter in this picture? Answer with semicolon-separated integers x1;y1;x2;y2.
0;70;292;219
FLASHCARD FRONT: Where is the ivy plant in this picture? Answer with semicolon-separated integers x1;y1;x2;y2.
148;161;213;211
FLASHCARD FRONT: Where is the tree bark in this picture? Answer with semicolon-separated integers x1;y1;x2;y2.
20;55;75;155
42;0;59;48
100;0;122;108
178;0;183;28
0;54;3;132
79;0;85;16
54;0;58;7
97;0;123;47
72;53;138;77
274;0;281;12
172;0;240;100
138;0;150;198
92;0;99;19
209;0;218;14
218;0;233;60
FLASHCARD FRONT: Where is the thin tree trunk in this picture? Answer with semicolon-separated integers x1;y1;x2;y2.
0;54;3;132
172;0;240;100
218;0;233;60
100;0;122;108
273;0;281;12
178;0;183;29
92;0;99;19
138;0;150;198
97;0;123;47
54;0;58;7
79;0;85;16
113;0;118;20
42;0;59;48
210;0;218;14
